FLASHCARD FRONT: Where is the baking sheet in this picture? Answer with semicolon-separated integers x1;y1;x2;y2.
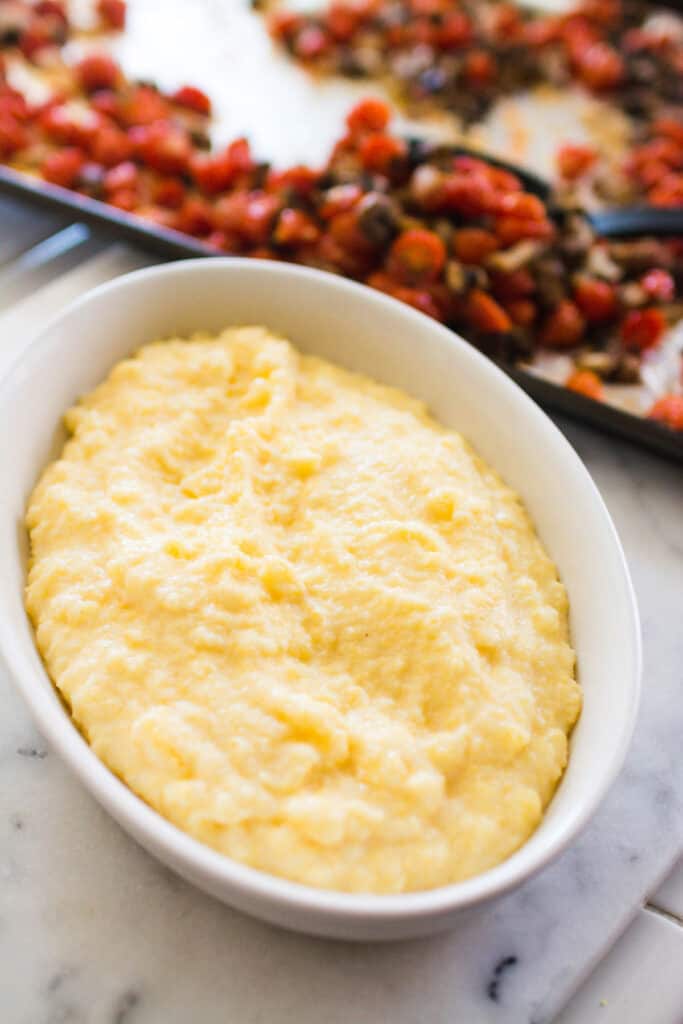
2;0;682;461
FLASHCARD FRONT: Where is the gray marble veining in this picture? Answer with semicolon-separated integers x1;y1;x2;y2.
1;415;682;1024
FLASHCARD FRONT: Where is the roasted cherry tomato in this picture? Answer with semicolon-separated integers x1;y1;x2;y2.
97;0;126;30
266;164;320;196
89;125;133;166
556;143;598;180
648;174;683;208
620;308;666;351
76;53;120;92
566;369;604;400
103;159;138;193
505;298;537;327
175;197;215;236
491;269;535;300
436;12;472;49
214;190;279;244
108;187;137;211
358;133;406;173
574;42;624;90
41;147;85;187
41;104;100;147
268;10;304;39
34;1;68;20
465;289;512;334
640;269;675;303
136;122;192;175
440;174;496;217
647;394;683;431
191;138;253;193
540;300;585;347
273;208;320;246
452;228;498;264
495;216;554;246
346;97;392;136
152;176;186;209
294;25;330;60
90;89;120;119
119;85;170;126
319;184;363;220
0;114;28;157
573;277;618;322
497;192;546;220
388;229;446;284
464;50;496;85
170;84;212;117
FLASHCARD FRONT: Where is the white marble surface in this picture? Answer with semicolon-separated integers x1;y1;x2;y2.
558;908;683;1024
1;242;682;1023
654;857;683;920
3;0;683;1010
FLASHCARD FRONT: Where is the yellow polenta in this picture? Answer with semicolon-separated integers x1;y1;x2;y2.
26;326;580;894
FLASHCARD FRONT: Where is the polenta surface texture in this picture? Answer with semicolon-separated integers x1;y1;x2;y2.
26;326;580;893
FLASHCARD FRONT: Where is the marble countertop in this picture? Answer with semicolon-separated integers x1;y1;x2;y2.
1;306;682;1022
0;226;681;1024
2;0;683;1015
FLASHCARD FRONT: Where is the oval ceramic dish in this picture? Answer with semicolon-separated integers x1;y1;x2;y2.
0;259;641;940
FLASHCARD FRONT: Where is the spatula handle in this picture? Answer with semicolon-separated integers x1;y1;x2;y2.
588;206;683;238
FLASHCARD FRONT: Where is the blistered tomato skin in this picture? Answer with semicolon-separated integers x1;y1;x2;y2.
358;133;407;173
97;0;126;30
76;53;120;92
540;301;585;348
294;25;330;60
170;84;211;116
137;123;192;175
346;97;391;135
556;143;598;180
89;125;133;167
452;228;498;264
466;289;512;334
0;14;679;421
648;394;683;431
641;269;675;303
0;114;28;157
41;147;85;187
573;278;618;323
620;309;666;352
102;160;138;193
388;229;446;284
566;369;604;400
273;208;320;246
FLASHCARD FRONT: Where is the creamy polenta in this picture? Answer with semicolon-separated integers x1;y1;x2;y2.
26;326;580;894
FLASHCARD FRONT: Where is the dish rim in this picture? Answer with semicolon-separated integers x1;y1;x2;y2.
0;258;642;924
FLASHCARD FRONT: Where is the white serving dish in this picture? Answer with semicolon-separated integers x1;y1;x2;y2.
0;259;641;940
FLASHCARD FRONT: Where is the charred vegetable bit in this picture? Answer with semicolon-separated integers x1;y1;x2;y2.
0;2;681;428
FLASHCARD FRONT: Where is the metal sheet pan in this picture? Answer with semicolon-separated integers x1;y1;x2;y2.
2;0;682;461
1;162;682;462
